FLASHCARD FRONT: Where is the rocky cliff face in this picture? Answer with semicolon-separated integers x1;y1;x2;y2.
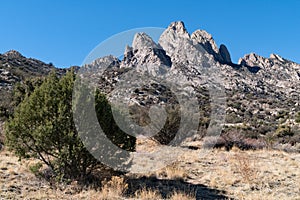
86;21;299;100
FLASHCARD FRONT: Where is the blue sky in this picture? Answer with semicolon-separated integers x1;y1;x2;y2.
0;1;299;68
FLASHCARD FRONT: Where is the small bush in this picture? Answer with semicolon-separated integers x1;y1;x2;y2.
295;112;300;123
152;105;181;145
157;163;187;181
275;125;294;137
226;112;243;123
29;162;43;176
230;152;258;183
203;130;266;150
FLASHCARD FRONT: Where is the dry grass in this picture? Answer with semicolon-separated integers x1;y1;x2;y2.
1;145;300;199
168;191;196;200
229;150;258;183
133;188;162;199
98;176;128;199
174;146;300;200
156;162;187;180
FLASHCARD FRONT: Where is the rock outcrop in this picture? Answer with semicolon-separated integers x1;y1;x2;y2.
191;30;219;56
219;44;232;64
3;50;24;59
158;21;191;61
122;32;171;71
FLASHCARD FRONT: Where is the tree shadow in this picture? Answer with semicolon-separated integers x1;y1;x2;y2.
125;175;232;200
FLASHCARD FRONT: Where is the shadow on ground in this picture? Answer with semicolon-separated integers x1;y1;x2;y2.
125;175;231;200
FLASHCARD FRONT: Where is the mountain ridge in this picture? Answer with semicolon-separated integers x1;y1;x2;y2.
1;21;300;151
0;50;77;119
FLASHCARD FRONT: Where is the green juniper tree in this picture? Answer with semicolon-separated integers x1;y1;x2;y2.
5;70;135;181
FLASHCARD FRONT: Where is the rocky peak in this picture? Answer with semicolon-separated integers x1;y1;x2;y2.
238;52;300;74
90;55;120;68
191;30;219;55
270;53;285;62
3;50;24;59
159;22;189;45
190;29;232;64
168;21;190;38
132;32;160;50
121;32;171;69
159;21;194;62
238;53;266;67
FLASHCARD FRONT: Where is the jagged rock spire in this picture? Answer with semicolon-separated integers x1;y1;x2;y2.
191;30;219;55
191;30;232;64
158;21;191;59
168;21;190;37
132;32;160;50
219;44;232;64
121;32;171;69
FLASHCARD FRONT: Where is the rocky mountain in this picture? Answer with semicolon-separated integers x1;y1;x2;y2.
0;50;71;118
81;21;300;151
1;21;299;151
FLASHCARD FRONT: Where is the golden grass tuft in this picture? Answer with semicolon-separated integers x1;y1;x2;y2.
134;187;162;199
168;190;196;200
98;176;128;199
229;151;258;184
157;163;187;180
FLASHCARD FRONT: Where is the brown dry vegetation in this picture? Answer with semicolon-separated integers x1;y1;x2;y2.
1;139;300;199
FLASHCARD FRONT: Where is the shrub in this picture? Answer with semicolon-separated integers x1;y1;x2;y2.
5;70;135;181
275;125;294;137
152;105;181;145
230;152;258;183
95;90;136;152
29;162;43;176
168;191;196;200
5;71;98;181
226;112;242;123
295;112;300;123
275;110;288;120
203;130;266;150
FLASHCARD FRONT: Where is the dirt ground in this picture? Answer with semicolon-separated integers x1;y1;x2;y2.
0;141;300;199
